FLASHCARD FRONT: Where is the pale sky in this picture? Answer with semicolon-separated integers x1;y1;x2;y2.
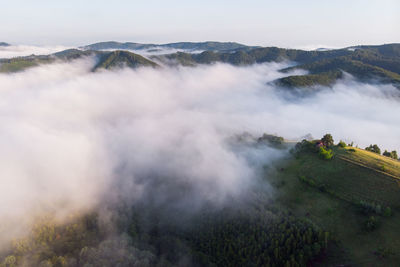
0;0;399;48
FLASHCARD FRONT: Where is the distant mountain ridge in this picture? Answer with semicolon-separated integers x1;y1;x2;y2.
0;42;10;46
1;42;399;89
82;41;256;52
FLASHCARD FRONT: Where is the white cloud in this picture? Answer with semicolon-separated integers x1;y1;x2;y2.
0;45;72;58
0;58;399;248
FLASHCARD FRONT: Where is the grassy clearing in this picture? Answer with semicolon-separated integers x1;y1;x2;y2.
271;145;400;266
339;147;400;178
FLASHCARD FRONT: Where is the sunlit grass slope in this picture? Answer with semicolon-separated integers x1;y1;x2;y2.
273;144;400;266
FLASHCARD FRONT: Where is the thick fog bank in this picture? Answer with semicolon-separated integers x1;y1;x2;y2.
0;45;71;58
0;58;399;247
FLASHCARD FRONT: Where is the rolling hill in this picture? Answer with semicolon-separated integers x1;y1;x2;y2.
1;42;400;90
155;43;400;88
93;50;159;71
272;140;400;265
0;50;159;73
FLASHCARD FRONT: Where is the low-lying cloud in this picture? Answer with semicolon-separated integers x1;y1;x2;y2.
0;57;399;248
0;44;71;58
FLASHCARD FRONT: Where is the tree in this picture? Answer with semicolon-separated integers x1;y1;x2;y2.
365;144;381;154
338;140;346;148
321;134;334;147
384;150;398;159
383;150;391;157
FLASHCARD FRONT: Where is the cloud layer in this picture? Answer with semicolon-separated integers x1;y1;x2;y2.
0;45;71;58
0;58;399;247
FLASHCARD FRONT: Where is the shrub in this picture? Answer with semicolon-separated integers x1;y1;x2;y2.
365;216;379;231
298;175;316;187
338;140;346;148
358;200;385;215
294;139;314;153
319;147;334;160
383;207;392;217
365;144;381;154
383;150;398;160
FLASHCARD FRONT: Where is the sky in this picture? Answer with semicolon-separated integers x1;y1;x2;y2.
0;0;399;48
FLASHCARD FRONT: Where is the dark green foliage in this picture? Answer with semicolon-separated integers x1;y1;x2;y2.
365;144;381;155
365;216;379;232
156;43;400;88
0;50;158;73
338;140;347;148
383;207;392;217
258;133;284;146
293;139;314;154
178;212;328;267
277;44;400;88
93;50;159;71
358;200;384;215
298;175;317;187
2;43;400;90
52;48;98;59
321;134;334;147
276;71;342;88
383;150;398;160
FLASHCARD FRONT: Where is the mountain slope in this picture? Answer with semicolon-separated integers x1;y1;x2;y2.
273;141;400;265
276;44;400;88
93;50;159;71
1;43;400;89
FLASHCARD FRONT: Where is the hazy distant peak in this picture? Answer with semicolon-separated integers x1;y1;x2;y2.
82;41;255;52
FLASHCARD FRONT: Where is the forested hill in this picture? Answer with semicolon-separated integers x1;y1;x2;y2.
1;42;400;88
0;49;159;73
82;41;255;52
154;43;400;88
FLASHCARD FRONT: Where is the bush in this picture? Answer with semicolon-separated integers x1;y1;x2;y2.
357;200;387;215
348;148;356;152
319;147;334;160
338;140;346;148
298;175;316;187
365;144;381;154
365;216;379;231
383;150;398;160
294;139;314;153
383;207;392;217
